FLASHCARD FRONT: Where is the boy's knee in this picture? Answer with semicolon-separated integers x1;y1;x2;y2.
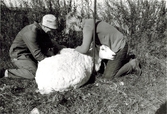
102;60;120;79
103;67;117;79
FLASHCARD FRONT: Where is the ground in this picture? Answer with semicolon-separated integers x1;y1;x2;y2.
0;55;166;114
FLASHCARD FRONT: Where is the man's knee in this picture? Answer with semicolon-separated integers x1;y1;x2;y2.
27;69;37;79
11;59;37;79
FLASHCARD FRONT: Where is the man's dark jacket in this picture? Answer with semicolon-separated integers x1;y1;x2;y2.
9;22;59;62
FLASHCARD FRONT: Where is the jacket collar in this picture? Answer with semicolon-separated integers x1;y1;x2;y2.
33;21;46;33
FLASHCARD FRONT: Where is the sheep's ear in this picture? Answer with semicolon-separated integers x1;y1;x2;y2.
100;45;106;50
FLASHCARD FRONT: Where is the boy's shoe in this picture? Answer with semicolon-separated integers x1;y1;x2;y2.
0;68;6;78
129;59;142;76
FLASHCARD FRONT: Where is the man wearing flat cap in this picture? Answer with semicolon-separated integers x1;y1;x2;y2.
0;14;64;79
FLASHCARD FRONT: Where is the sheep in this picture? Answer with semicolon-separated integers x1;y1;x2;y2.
35;45;115;94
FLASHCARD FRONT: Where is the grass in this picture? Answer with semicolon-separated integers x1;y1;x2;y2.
0;61;166;114
0;0;167;113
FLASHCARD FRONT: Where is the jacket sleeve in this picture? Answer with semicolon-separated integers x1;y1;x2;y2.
75;25;93;54
22;31;46;61
46;40;66;55
51;40;66;49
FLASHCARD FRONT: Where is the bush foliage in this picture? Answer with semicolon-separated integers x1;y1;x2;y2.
0;0;166;59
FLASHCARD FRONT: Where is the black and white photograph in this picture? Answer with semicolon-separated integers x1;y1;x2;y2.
0;0;166;113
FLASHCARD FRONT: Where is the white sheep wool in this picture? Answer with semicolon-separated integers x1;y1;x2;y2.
35;48;94;94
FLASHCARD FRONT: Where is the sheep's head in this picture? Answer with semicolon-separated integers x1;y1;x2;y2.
99;45;116;60
89;45;115;71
